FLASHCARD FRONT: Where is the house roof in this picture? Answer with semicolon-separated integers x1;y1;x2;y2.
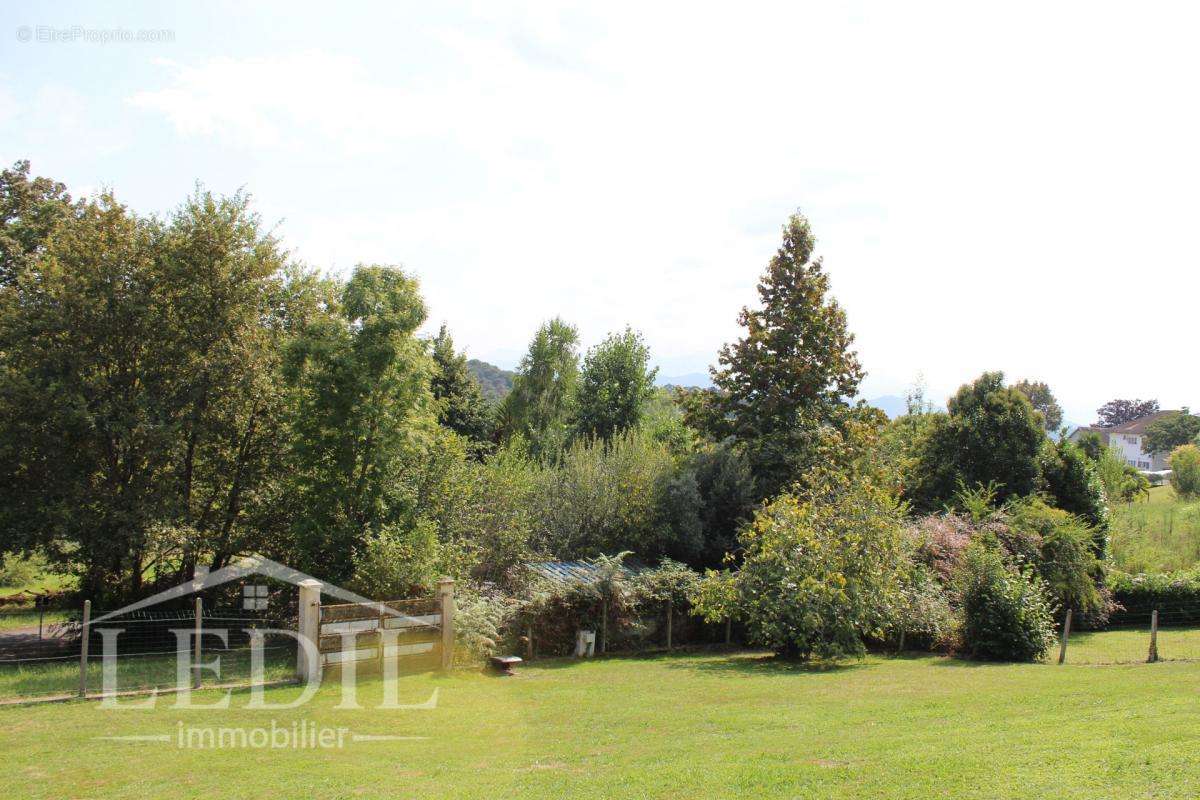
1105;410;1183;436
527;559;643;586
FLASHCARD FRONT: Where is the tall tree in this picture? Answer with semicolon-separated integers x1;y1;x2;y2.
1096;398;1159;428
1012;380;1063;431
708;212;864;499
430;324;494;450
0;160;76;288
574;326;658;442
1143;410;1200;456
0;189;292;600
907;372;1046;511
282;265;437;582
499;317;580;460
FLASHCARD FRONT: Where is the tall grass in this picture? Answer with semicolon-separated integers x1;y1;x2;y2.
1110;486;1200;573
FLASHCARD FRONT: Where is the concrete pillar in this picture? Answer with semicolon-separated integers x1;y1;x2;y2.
297;579;323;682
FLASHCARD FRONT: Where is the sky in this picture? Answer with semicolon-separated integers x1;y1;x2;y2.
1;1;1196;424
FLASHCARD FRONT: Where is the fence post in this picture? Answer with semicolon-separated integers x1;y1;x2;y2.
1149;609;1159;663
525;624;534;660
666;598;673;649
37;595;44;640
725;616;732;646
192;596;203;689
438;578;455;671
78;599;91;698
297;579;322;682
1057;608;1072;665
600;597;608;655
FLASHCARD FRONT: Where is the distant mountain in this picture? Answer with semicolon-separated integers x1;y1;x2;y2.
466;359;515;401
656;372;713;389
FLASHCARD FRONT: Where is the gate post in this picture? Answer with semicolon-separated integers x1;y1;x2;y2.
1057;608;1072;665
1149;609;1159;663
297;579;323;682
438;578;455;671
78;599;91;698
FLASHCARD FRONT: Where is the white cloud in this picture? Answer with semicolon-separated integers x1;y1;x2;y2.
111;2;1200;420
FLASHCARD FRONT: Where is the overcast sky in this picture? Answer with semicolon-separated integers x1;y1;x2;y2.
2;1;1196;423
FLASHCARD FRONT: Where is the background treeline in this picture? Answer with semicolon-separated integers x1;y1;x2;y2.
0;161;1167;663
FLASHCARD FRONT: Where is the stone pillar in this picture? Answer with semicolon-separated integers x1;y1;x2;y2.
297;579;323;682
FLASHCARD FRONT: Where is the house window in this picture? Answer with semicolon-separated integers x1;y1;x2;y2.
243;584;269;611
1138;460;1150;469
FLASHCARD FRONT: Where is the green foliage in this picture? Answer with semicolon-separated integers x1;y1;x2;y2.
708;212;864;499
0;187;294;601
1006;499;1103;619
633;558;701;605
891;565;957;651
1038;438;1109;537
0;159;76;288
1170;444;1200;499
282;264;437;582
684;440;757;567
349;519;439;598
424;437;541;586
907;372;1046;512
1011;379;1063;431
956;541;1056;662
574;326;657;442
533;428;677;560
499;317;580;461
1107;568;1200;609
1094;444;1150;502
639;388;697;455
1075;430;1107;461
430;324;494;451
0;553;48;589
714;474;907;659
1144;411;1200;457
452;584;518;660
1109;486;1200;573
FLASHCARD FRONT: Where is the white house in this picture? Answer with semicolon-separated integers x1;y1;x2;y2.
1068;410;1180;472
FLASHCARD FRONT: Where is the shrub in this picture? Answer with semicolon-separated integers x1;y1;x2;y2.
1095;446;1150;503
1038;439;1109;537
0;553;47;589
906;372;1045;512
533;428;677;560
1170;445;1200;499
706;473;907;659
1108;568;1200;609
956;542;1056;662
1006;499;1106;622
453;584;518;660
891;565;958;651
349;520;439;598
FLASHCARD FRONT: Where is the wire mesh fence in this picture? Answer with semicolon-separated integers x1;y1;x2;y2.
1059;603;1200;665
0;602;297;701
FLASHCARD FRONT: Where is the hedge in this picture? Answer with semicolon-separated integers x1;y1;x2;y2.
1108;569;1200;625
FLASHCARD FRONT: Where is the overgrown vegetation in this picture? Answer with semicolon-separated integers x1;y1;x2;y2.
0;162;1140;667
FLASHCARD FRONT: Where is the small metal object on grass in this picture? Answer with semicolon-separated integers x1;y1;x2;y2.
489;655;522;675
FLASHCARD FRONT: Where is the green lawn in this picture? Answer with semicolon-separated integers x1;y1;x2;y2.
3;649;1200;799
1110;485;1200;573
0;609;70;632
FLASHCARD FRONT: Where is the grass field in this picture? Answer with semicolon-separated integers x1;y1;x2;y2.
0;647;296;700
1110;485;1200;573
3;649;1200;799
